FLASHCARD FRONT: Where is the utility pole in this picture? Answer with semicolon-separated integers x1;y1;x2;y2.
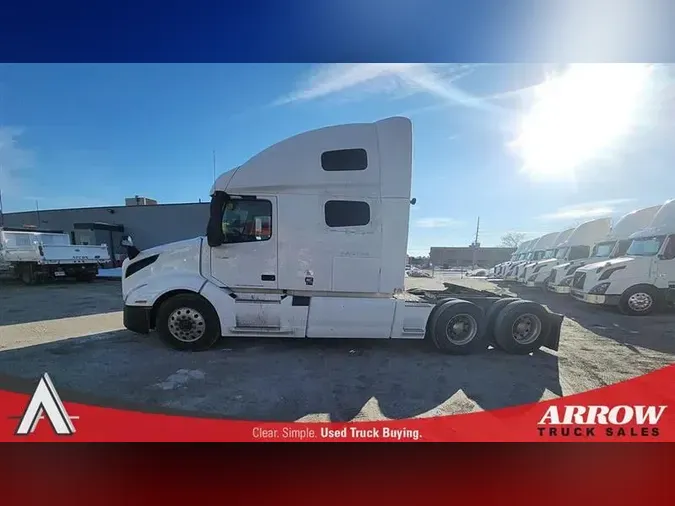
35;200;41;227
471;216;480;269
212;150;216;185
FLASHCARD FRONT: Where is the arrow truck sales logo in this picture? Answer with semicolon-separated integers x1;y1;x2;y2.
538;405;667;438
14;373;78;436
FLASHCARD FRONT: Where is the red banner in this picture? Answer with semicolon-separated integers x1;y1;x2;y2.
1;363;674;442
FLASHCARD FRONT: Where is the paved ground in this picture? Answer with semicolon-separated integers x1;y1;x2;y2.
0;274;673;422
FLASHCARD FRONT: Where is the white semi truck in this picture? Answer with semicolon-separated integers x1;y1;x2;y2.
494;239;532;278
513;232;560;283
546;206;661;294
503;239;539;280
119;117;563;354
519;228;575;286
0;228;110;284
523;218;613;288
570;198;675;316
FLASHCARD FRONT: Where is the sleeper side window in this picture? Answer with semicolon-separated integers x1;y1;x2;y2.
221;198;272;243
324;200;370;227
321;149;368;171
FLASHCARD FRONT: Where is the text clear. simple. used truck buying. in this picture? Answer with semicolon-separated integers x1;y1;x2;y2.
119;117;563;354
0;228;111;283
570;198;675;316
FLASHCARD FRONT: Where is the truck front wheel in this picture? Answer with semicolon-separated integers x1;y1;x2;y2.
619;285;661;316
156;294;222;351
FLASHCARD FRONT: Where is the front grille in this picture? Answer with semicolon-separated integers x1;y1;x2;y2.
573;271;586;289
546;270;556;284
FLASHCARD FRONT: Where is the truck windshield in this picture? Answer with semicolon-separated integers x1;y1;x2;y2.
612;239;632;258
532;250;545;261
591;240;616;258
554;247;568;259
543;249;555;259
626;236;666;256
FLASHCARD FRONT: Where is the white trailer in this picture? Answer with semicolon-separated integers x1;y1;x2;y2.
0;228;110;284
546;206;661;293
120;117;563;354
571;199;675;315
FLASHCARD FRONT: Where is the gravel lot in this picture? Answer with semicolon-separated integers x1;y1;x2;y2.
0;274;674;422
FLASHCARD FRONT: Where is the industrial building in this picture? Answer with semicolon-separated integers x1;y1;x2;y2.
430;246;515;269
1;196;209;266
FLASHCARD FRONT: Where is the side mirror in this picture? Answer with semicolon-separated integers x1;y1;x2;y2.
410;198;417;205
120;235;140;260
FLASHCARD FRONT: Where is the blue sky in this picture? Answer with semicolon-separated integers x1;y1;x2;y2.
1;63;674;254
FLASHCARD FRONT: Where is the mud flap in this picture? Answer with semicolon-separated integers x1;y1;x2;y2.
542;311;564;351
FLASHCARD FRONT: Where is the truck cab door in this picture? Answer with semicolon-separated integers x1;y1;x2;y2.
656;234;675;292
209;196;278;290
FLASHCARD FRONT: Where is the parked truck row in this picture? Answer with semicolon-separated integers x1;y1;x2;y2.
119;116;564;354
492;199;675;316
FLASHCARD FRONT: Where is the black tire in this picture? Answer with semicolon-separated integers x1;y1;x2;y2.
20;264;37;285
429;299;487;355
156;293;221;351
75;273;96;282
618;285;662;316
484;297;520;348
424;297;456;340
493;300;552;355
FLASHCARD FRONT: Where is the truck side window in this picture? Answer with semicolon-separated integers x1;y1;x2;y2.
568;245;590;260
221;199;272;243
662;235;675;260
321;149;368;171
324;200;370;227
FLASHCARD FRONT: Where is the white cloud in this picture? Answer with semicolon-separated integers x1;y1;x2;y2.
415;217;463;228
538;199;635;221
274;63;498;111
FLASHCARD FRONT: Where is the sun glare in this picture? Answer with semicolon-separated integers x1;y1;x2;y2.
511;64;654;179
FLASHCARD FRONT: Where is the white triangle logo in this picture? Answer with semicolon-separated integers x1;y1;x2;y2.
15;373;76;436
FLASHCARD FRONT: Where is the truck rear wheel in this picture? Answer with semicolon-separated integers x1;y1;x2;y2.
156;294;221;351
493;300;551;354
429;299;487;355
484;297;519;349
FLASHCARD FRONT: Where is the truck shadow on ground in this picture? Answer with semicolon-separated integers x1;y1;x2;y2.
0;279;122;325
501;282;675;356
0;330;562;423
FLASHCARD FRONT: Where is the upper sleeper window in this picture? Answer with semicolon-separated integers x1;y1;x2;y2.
321;149;368;171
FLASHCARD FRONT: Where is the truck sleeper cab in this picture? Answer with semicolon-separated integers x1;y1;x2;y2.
121;117;563;354
570;199;675;316
521;228;575;287
515;232;560;283
547;207;661;294
503;240;539;281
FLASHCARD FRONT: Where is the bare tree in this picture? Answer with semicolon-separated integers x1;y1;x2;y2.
500;232;527;248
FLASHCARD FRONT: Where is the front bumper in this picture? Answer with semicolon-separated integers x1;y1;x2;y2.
547;283;570;294
123;305;152;334
570;289;620;306
525;279;546;287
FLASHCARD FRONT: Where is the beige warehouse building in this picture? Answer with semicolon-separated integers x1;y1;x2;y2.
430;246;515;268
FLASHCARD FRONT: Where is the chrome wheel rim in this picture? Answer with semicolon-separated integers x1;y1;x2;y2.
444;314;478;345
627;292;652;312
168;307;206;342
511;313;542;345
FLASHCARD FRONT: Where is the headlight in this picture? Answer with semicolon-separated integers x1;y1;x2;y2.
533;265;543;273
560;277;572;286
589;282;610;294
528;274;537;282
566;265;581;276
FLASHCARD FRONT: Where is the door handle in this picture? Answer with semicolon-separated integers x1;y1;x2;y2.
261;274;276;281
